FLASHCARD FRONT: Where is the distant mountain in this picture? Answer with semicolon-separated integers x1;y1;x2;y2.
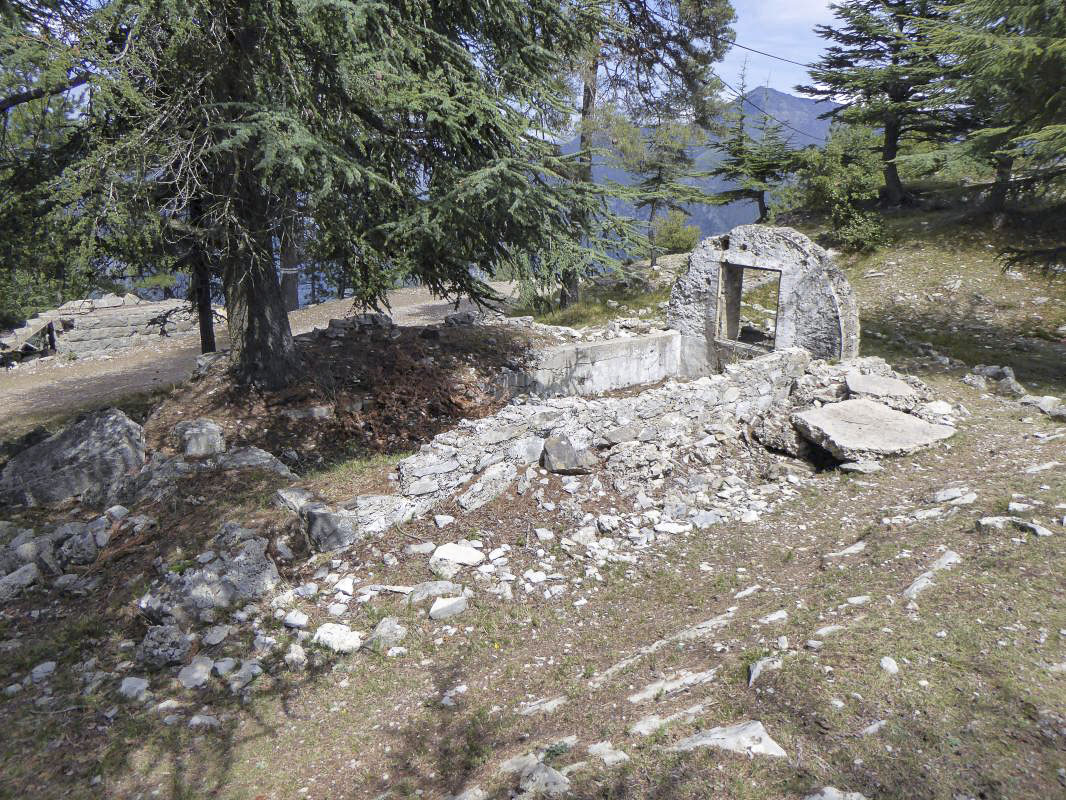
568;87;839;239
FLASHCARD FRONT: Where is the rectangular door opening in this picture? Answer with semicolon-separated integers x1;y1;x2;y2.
716;264;781;352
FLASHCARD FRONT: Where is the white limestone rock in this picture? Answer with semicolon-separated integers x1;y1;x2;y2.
312;623;362;654
429;595;468;620
793;399;955;461
177;656;214;689
668;720;787;758
119;676;149;701
173;419;225;457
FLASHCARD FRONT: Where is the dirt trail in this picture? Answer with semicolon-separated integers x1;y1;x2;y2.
0;284;513;437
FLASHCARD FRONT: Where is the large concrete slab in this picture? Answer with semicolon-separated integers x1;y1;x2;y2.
845;372;917;402
792;399;955;461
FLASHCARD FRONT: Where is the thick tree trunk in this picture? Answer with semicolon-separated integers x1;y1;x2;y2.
984;154;1014;213
280;212;300;312
223;176;299;388
561;50;600;309
881;115;906;207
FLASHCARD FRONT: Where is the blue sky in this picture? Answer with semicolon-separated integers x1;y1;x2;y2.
719;0;836;95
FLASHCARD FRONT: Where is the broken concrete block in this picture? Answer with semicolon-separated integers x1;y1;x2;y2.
792;399;955;461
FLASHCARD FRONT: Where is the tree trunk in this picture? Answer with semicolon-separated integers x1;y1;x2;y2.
881;115;905;206
280;212;300;312
223;175;299;388
561;49;600;309
984;153;1014;213
647;201;660;268
193;255;216;354
187;197;216;354
755;191;768;223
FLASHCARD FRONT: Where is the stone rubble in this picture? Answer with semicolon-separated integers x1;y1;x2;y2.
0;296;1022;800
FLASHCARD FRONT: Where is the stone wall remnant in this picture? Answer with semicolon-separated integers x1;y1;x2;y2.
1;293;225;362
667;225;860;370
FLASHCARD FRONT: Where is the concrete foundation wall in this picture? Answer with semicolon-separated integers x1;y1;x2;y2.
505;330;687;397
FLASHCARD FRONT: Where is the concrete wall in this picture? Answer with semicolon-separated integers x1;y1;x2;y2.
504;330;683;397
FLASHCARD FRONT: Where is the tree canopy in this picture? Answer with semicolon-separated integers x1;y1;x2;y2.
1;0;620;384
798;0;951;206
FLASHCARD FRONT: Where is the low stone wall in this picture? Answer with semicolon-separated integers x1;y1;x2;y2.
53;301;201;357
1;293;220;360
503;330;682;397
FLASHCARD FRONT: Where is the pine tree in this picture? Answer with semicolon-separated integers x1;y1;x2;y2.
709;89;797;222
613;121;713;266
561;0;736;305
798;1;951;206
1;0;614;386
928;1;1066;216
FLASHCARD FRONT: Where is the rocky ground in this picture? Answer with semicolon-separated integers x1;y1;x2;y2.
0;217;1063;800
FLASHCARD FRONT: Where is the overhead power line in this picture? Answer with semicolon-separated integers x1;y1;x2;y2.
711;34;816;69
716;76;826;142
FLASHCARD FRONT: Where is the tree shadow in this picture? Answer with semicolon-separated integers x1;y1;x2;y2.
859;302;1066;395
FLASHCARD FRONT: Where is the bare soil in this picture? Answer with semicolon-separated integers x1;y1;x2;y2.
0;284;514;439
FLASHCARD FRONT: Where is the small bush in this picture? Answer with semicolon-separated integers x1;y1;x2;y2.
651;209;701;256
787;122;885;251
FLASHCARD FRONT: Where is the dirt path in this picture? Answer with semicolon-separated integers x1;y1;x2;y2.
0;284;513;437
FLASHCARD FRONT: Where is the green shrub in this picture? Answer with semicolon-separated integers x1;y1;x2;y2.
651;209;701;256
787;123;885;251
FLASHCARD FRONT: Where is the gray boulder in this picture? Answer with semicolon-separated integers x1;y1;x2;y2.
995;376;1027;398
541;435;598;475
58;530;99;566
0;563;39;603
305;494;414;552
0;409;145;507
364;616;408;653
136;625;191;668
173;418;226;457
793;399;955;461
752;413;810;459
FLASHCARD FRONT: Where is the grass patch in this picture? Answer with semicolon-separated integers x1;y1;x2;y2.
303;449;411;502
509;284;671;329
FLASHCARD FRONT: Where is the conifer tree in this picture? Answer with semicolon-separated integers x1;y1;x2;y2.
709;88;796;222
614;121;712;266
1;0;615;386
928;0;1066;263
561;0;735;305
798;1;950;206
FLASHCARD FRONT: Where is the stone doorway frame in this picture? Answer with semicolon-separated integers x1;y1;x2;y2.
716;262;782;356
667;225;861;375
